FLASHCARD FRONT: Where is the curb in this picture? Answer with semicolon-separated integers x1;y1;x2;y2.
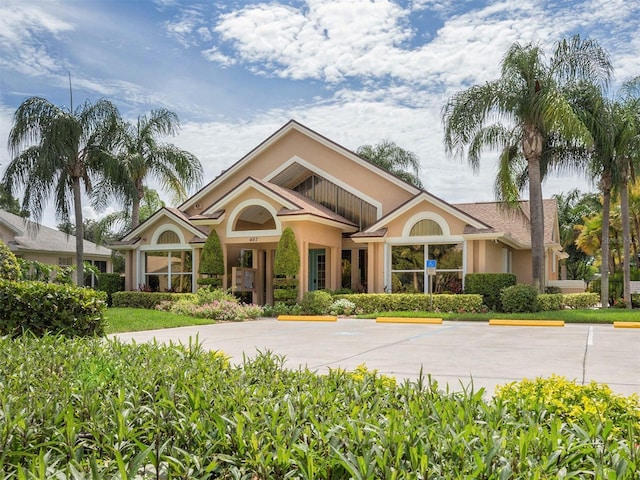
376;317;443;324
489;319;565;327
277;315;338;322
613;322;640;329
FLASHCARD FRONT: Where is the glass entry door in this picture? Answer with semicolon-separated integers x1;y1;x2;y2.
308;249;326;291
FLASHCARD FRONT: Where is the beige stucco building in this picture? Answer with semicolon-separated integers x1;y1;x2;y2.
113;120;565;303
0;209;113;286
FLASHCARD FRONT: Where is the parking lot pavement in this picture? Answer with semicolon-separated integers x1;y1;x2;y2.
113;318;640;397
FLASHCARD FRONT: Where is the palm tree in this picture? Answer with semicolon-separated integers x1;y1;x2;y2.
2;97;120;286
442;35;612;292
110;109;203;229
571;78;640;307
356;140;423;189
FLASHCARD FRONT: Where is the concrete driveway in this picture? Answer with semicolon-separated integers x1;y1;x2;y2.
113;318;640;397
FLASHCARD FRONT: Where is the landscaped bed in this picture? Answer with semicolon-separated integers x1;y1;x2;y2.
1;335;638;478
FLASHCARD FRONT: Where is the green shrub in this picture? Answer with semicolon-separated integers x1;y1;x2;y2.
272;278;299;302
501;284;539;313
464;273;516;311
329;298;357;316
562;292;600;309
300;290;333;314
196;276;222;288
111;291;189;309
198;229;224;276
0;238;21;281
262;302;302;317
96;273;124;306
274;227;300;277
194;286;237;305
333;293;483;314
537;293;564;311
496;374;640;428
0;279;106;337
0;338;637;477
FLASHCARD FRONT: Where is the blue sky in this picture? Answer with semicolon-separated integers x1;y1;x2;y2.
1;0;639;227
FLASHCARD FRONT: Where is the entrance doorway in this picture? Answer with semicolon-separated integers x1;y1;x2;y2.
308;249;326;291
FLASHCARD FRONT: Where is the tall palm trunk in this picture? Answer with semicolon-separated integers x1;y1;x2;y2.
620;174;631;308
130;180;145;229
72;176;85;287
523;126;545;292
600;174;611;308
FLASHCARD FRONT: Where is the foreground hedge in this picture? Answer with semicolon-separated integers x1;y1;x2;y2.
0;279;106;337
0;336;638;478
334;293;484;314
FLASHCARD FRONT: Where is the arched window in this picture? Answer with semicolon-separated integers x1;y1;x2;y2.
157;230;180;244
233;205;276;231
410;219;443;236
143;226;192;293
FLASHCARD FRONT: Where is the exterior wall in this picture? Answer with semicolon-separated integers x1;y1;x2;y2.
0;224;15;244
285;220;344;296
184;129;415;220
512;250;532;284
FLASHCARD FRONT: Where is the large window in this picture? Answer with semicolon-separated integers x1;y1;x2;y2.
391;243;463;293
84;260;107;288
144;250;192;293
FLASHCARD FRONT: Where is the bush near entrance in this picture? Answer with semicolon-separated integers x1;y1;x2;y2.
198;229;224;288
273;227;300;303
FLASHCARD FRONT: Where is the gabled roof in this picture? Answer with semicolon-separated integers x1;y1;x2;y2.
120;207;208;243
180;119;421;211
0;209;111;257
361;191;491;235
454;199;558;246
203;176;358;231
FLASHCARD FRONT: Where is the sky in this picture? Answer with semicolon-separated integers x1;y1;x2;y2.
1;0;639;228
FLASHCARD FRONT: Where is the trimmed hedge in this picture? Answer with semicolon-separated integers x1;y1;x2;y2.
563;292;600;310
0;279;106;337
96;273;124;306
334;293;483;314
112;291;196;309
501;284;539;313
464;273;516;311
538;293;564;312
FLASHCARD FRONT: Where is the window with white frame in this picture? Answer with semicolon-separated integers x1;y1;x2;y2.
390;215;463;293
142;227;193;292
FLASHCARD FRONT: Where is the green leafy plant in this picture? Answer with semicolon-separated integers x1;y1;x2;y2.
537;293;564;311
0;279;106;337
0;337;637;478
274;227;301;303
97;272;125;306
334;293;484;314
464;273;516;311
0;238;21;281
198;228;224;287
300;290;333;314
501;284;540;313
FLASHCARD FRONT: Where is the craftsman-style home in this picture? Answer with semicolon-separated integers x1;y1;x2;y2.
113;120;565;303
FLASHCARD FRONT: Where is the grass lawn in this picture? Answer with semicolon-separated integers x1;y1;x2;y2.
104;307;639;334
104;307;217;334
369;309;640;323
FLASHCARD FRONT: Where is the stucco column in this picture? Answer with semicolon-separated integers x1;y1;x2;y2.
330;246;339;291
367;242;376;293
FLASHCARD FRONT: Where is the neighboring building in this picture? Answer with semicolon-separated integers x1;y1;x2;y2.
112;120;566;303
0;209;113;286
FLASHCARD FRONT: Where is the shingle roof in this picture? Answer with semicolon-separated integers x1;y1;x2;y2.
0;209;112;256
248;177;358;228
454;199;557;245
